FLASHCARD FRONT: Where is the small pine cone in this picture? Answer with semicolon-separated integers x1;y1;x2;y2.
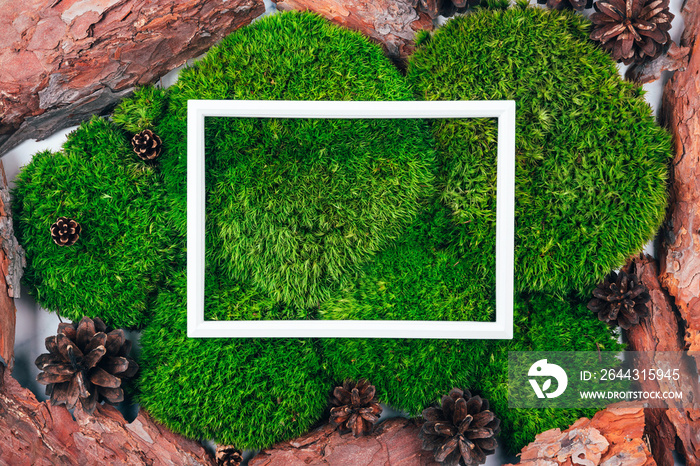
537;0;592;11
51;217;81;246
412;0;480;18
35;316;139;414
420;388;500;466
590;0;674;65
588;269;651;329
131;129;163;161
329;379;383;437
215;445;243;466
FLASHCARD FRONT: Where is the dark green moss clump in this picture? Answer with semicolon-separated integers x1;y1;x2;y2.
320;292;624;452
138;272;329;449
319;201;494;322
12;117;176;328
407;6;671;295
157;11;435;308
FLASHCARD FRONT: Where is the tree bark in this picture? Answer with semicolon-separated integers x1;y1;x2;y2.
0;0;265;156
0;370;215;465
250;417;439;466
659;0;700;354
623;254;700;466
271;0;433;66
0;160;25;373
505;403;655;466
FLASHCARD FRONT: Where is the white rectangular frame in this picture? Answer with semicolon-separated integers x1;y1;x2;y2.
187;100;515;339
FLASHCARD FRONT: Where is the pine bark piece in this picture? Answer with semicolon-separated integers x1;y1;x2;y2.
249;417;440;466
659;0;700;354
0;370;215;465
626;42;691;83
0;161;25;373
0;0;265;156
270;0;433;64
623;254;700;466
504;403;655;466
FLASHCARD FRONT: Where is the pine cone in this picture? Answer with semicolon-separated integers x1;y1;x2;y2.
35;316;139;414
590;0;674;65
537;0;592;11
420;388;500;466
215;445;243;466
329;379;383;437
588;269;651;329
131;129;163;161
412;0;480;18
50;217;81;246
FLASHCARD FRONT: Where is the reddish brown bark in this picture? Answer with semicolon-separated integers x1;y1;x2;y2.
271;0;433;65
0;371;215;465
505;403;655;466
623;255;700;466
0;0;265;156
659;0;700;354
250;417;439;466
0;160;25;372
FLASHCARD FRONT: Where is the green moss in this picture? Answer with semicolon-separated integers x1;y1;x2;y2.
407;7;671;295
204;261;312;320
319;200;494;321
320;292;624;453
111;86;169;133
138;272;330;449
155;11;435;307
12;117;177;328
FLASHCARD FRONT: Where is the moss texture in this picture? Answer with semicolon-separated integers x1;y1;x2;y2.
12;117;177;328
138;272;329;449
320;292;624;452
407;6;671;295
319;200;495;322
154;11;435;308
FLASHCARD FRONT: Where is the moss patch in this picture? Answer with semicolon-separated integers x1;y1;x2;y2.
319;200;494;321
138;272;329;449
155;11;435;308
12;117;177;328
407;6;671;295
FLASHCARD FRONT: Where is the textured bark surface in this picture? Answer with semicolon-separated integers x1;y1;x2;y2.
250;417;439;466
623;254;700;466
659;0;700;353
0;160;24;372
626;42;691;84
0;371;215;465
505;403;655;466
0;0;265;156
271;0;433;64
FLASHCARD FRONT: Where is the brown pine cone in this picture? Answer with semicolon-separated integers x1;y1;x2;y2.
420;388;500;466
412;0;480;18
329;379;383;437
590;0;674;65
588;269;651;329
537;0;592;11
131;129;163;161
50;217;81;246
35;316;139;414
215;445;243;466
